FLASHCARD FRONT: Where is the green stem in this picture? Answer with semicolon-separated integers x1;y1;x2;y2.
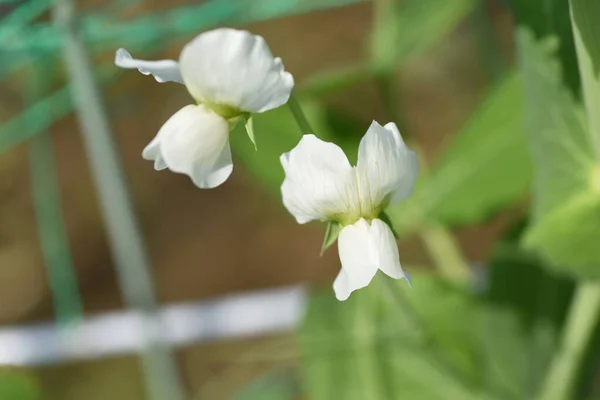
536;282;600;400
287;95;315;135
25;60;83;325
29;133;83;325
419;224;471;285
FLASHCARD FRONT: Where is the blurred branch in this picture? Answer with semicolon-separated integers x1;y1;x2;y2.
52;1;185;399
27;63;83;325
536;282;600;400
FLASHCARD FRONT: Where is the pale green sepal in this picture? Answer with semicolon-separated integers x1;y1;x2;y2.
244;115;257;151
321;221;343;256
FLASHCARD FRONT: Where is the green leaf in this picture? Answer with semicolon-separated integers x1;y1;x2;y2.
571;0;600;158
0;370;42;400
387;72;531;231
517;29;600;278
244;115;257;150
508;0;580;96
371;0;477;73
300;274;483;400
299;219;578;400
482;240;575;399
321;221;343;256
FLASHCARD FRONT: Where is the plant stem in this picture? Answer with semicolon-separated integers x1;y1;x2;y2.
53;2;185;399
536;282;600;400
287;95;315;135
419;224;471;285
29;133;84;325
25;60;83;325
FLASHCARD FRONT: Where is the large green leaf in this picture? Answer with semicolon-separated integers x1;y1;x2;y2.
482;239;574;399
518;29;600;278
299;274;484;400
299;220;577;400
508;0;580;96
570;0;600;160
387;72;531;231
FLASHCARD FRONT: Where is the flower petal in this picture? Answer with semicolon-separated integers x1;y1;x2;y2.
369;218;408;281
334;218;408;301
356;121;418;210
142;133;168;171
334;219;379;301
179;28;294;113
115;48;183;84
146;105;232;188
280;135;356;224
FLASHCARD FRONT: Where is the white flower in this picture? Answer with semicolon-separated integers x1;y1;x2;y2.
280;122;418;300
115;28;294;188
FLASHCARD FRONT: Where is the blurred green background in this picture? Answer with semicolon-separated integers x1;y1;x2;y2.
1;0;600;399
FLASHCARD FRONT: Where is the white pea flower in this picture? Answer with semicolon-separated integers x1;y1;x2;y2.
115;28;294;188
280;122;418;300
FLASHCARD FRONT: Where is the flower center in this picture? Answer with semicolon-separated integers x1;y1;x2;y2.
203;102;244;119
332;171;390;226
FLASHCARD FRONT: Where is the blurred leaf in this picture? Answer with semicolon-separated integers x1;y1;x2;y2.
517;29;600;278
300;274;484;400
232;367;298;400
0;370;42;400
371;0;477;73
571;0;600;157
387;72;530;231
321;221;342;256
299;218;581;399
508;0;580;96
482;240;575;399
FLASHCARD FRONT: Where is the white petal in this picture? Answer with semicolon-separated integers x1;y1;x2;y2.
334;218;408;301
334;219;379;301
356;121;418;210
115;48;183;84
280;135;357;224
179;28;294;113
142;131;168;171
145;105;232;188
369;218;408;281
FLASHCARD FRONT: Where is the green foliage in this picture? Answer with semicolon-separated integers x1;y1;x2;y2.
509;0;580;96
371;0;477;73
0;370;42;400
299;222;577;400
571;0;600;157
387;72;531;231
518;29;600;279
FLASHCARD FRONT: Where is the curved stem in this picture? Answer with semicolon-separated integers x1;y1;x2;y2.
287;95;315;135
536;282;600;400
